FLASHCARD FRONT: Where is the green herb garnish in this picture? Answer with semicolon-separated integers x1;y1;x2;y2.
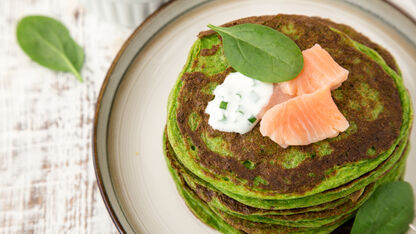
220;114;227;122
17;16;85;82
208;23;303;83
248;117;257;123
351;181;414;234
219;101;228;110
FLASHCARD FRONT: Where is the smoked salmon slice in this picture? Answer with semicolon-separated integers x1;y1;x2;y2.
259;87;349;148
258;85;293;119
278;44;349;96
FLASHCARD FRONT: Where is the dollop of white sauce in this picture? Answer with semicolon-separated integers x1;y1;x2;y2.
205;72;273;134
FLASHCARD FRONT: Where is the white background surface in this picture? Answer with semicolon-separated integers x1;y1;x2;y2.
1;0;415;233
0;0;129;233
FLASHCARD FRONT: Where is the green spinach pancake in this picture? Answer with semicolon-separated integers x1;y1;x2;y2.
164;14;413;233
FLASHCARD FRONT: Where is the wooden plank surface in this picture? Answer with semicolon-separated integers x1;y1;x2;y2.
0;0;130;233
0;0;415;233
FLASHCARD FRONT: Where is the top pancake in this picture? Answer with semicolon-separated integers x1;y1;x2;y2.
166;14;411;199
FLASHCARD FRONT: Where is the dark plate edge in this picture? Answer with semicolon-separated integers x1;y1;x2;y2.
92;1;177;233
384;0;416;25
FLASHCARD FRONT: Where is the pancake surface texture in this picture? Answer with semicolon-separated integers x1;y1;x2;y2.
164;14;412;233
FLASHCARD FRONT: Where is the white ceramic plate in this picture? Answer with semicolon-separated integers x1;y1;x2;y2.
93;0;416;233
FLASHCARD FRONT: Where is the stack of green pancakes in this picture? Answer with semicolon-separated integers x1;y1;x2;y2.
164;14;413;233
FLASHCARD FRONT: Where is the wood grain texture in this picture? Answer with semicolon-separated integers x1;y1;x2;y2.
1;0;415;233
1;0;130;233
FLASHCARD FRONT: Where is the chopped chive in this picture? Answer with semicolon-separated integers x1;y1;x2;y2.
237;110;244;115
236;93;242;98
220;114;227;121
248;117;257;123
219;101;228;109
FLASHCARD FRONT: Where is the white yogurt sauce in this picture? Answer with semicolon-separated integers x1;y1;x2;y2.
205;72;273;134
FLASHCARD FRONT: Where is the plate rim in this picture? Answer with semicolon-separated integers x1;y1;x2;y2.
92;0;416;233
92;1;177;232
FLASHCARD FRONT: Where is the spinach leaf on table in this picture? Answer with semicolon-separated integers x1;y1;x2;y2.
17;15;85;82
351;181;414;234
208;23;303;83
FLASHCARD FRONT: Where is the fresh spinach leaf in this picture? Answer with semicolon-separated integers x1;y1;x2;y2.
208;24;303;83
17;16;84;82
351;181;414;234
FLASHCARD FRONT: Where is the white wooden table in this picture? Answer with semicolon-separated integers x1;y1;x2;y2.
1;0;415;233
0;0;130;233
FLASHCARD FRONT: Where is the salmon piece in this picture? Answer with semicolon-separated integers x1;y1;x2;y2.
278;44;349;96
258;85;293;118
260;87;349;148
